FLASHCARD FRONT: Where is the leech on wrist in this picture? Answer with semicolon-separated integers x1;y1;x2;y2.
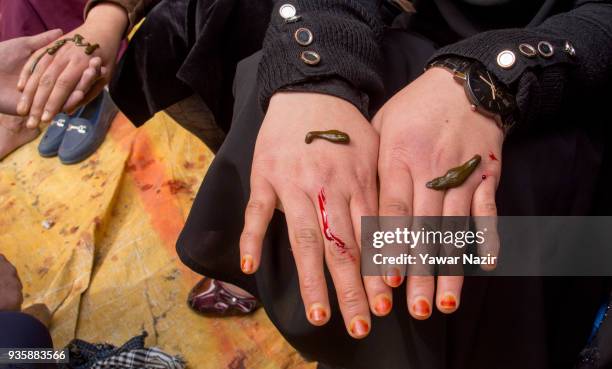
426;154;482;190
305;130;350;145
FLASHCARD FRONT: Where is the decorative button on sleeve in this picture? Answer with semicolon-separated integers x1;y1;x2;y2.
563;41;576;57
518;43;537;58
496;50;516;69
279;4;296;19
295;28;314;46
301;51;321;65
537;41;555;58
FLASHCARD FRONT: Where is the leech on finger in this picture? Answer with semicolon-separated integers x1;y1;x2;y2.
305;130;350;144
426;154;482;190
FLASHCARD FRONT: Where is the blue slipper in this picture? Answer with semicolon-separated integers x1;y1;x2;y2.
38;111;80;157
58;91;118;165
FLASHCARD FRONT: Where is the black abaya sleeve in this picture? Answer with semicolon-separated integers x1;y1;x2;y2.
429;0;612;127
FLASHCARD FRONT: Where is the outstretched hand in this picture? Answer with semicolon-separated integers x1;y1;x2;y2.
373;68;503;319
240;92;391;339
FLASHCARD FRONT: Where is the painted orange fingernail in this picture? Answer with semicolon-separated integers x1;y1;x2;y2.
440;293;457;310
349;317;370;339
241;255;253;274
412;297;431;318
308;304;328;325
374;295;392;315
384;268;402;287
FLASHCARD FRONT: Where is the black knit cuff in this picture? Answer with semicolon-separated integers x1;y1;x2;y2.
429;29;576;86
279;78;369;116
429;29;577;127
258;0;384;117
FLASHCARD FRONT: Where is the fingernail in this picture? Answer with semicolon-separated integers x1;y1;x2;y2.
17;78;25;90
308;304;328;325
41;110;52;122
412;297;431;319
17;99;27;115
374;294;392;316
439;293;458;311
349;316;370;339
241;255;253;274
26;116;39;129
384;268;402;287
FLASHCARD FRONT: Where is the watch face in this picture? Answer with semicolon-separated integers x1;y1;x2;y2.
465;63;516;116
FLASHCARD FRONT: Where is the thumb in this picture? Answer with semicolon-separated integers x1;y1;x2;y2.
24;29;63;51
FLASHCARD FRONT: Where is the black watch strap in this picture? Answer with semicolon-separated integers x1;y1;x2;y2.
427;57;473;76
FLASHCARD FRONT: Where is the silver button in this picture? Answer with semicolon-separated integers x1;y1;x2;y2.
496;50;516;69
279;4;297;19
563;41;576;57
295;28;313;46
284;15;301;24
537;41;554;58
301;50;321;65
518;43;537;58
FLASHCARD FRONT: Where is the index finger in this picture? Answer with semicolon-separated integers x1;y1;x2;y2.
17;29;63;90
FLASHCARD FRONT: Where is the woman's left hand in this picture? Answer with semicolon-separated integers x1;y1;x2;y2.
0;29;62;115
373;67;503;319
16;3;128;128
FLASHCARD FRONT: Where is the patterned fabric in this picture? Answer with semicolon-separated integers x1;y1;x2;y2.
60;332;185;369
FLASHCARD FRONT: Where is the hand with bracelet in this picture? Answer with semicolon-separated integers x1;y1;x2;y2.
16;2;128;128
239;92;392;339
373;59;509;319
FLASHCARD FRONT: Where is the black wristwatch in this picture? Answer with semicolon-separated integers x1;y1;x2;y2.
428;57;517;133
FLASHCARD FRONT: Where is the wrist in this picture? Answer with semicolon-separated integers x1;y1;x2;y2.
427;57;516;134
85;2;129;36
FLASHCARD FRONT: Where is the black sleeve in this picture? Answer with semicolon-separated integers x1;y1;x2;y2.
429;0;612;127
257;0;384;117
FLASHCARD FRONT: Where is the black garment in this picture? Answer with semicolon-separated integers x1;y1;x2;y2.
176;42;612;369
0;312;56;369
109;0;612;368
258;0;612;124
110;0;273;131
113;0;612;130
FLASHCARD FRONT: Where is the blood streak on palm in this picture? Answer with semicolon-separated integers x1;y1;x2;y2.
488;152;498;161
317;188;348;253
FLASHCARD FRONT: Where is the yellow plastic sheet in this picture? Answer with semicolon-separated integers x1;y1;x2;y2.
0;113;313;369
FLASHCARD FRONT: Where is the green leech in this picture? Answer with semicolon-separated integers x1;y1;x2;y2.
426;154;482;190
305;130;350;144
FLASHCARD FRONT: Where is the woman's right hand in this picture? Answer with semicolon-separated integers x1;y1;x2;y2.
16;2;128;128
240;92;391;339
